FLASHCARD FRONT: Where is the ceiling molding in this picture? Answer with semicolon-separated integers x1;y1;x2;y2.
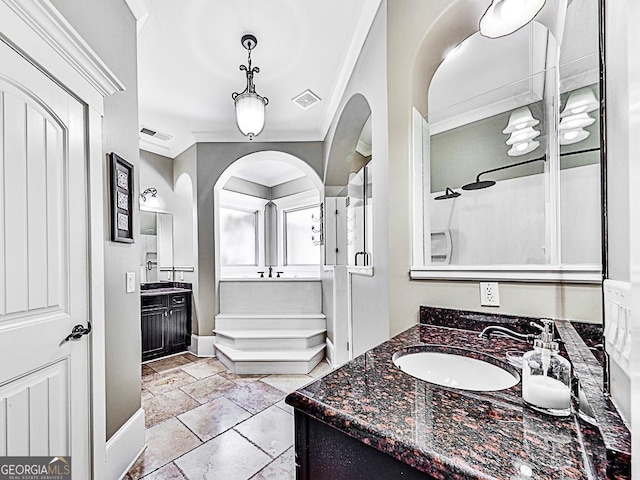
2;0;126;97
318;0;382;137
139;138;174;158
124;0;152;36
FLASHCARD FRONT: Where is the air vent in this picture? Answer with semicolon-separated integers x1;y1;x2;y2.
292;89;321;110
140;126;172;142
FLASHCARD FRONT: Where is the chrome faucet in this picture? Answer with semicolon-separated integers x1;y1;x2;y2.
479;321;548;343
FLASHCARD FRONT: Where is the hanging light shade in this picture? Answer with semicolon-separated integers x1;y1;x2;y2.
560;128;590;145
235;93;266;138
506;126;541;145
560;87;598;117
507;140;540;157
558;112;595;131
232;34;269;140
502;106;540;134
480;0;546;38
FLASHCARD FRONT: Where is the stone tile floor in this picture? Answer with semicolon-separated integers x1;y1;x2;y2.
126;353;332;480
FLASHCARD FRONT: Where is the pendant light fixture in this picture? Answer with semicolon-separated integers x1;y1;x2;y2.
480;0;546;38
232;34;269;140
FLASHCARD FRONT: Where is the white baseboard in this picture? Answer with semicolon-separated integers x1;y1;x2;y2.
189;334;216;357
105;408;146;480
325;338;335;367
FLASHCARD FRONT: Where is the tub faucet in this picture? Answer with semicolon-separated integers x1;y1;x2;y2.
268;266;273;278
479;321;547;343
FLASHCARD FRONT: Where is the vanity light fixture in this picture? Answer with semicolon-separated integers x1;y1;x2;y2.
559;112;596;131
480;0;546;39
560;128;590;145
503;106;541;156
505;126;540;145
232;34;269;140
560;87;598;117
502;106;540;134
140;187;157;202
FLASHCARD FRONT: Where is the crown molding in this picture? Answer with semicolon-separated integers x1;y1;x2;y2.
2;0;126;97
124;0;152;36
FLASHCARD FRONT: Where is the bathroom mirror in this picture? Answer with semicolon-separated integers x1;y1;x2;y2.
415;0;601;281
140;210;174;283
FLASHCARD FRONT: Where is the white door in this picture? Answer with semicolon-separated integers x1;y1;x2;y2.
0;40;91;478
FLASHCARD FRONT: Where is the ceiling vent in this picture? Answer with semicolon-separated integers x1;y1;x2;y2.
140;126;172;142
292;89;321;110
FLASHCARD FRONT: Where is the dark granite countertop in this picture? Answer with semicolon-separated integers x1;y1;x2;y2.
286;321;617;479
140;287;192;296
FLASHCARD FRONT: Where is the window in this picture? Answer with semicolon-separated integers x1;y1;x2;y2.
219;207;257;266
284;205;321;265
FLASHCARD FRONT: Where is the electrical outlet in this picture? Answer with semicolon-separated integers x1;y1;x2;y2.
480;282;500;307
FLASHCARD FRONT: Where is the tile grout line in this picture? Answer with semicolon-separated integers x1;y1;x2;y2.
232;426;283;461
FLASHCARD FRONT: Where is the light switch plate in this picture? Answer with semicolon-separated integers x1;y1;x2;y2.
126;272;136;293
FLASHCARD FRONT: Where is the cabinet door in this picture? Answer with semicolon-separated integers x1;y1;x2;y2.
167;306;189;352
142;308;165;360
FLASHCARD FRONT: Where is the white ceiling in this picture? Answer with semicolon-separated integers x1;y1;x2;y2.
232;159;306;187
136;0;382;158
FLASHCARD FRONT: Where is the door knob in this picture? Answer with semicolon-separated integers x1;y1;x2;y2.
64;323;92;342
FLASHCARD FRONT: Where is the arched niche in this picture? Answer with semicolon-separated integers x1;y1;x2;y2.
324;93;374;267
324;93;372;188
214;150;323;279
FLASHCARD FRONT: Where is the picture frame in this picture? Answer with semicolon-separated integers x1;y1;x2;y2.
110;152;134;243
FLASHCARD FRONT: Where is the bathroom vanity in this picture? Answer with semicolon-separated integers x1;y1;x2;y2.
286;307;631;479
141;282;192;361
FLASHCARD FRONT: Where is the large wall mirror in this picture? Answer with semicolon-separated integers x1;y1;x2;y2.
140;210;174;283
413;0;601;282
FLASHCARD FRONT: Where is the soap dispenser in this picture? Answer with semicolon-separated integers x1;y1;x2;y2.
522;320;571;417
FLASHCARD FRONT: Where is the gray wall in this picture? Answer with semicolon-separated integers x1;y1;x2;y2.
194;142;323;336
323;2;390;354
50;0;141;440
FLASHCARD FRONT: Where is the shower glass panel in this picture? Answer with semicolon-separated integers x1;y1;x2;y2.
558;54;601;266
285;205;321;265
220;207;258;266
426;70;555;266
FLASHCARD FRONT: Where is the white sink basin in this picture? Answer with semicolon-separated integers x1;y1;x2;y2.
393;349;519;392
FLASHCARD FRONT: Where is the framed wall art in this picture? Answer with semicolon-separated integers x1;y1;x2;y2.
110;152;135;243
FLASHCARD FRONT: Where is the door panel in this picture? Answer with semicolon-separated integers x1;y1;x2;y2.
0;360;69;456
0;40;90;478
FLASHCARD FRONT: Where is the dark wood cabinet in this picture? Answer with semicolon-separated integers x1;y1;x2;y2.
141;292;191;361
294;410;435;480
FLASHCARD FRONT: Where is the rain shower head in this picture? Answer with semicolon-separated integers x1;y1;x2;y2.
461;180;496;191
462;154;547;192
434;187;461;200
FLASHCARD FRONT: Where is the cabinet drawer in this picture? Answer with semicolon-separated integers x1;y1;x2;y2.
170;294;188;306
142;295;167;310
